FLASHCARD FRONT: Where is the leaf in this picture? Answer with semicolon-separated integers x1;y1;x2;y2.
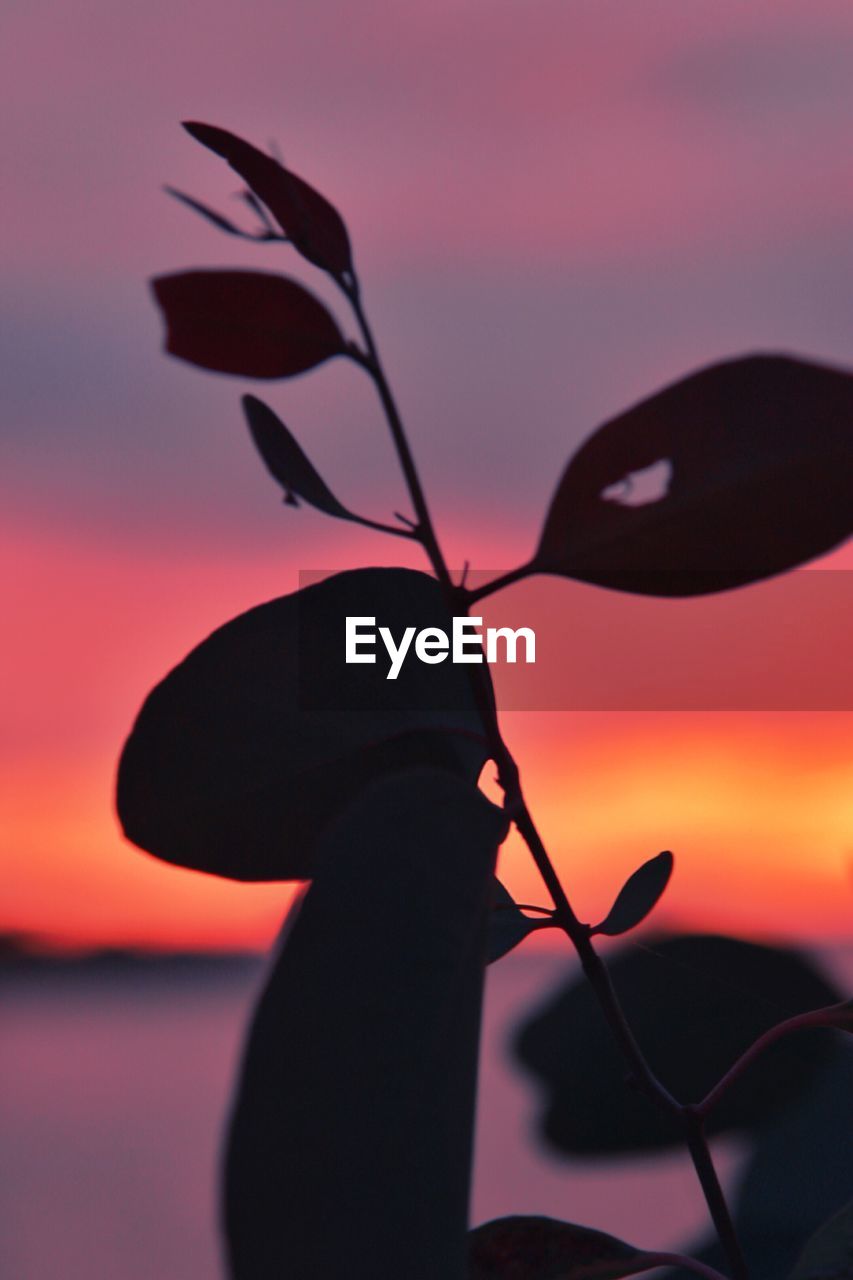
117;568;496;882
242;394;354;518
163;186;249;237
468;1216;667;1279
151;269;346;379
592;851;673;937
537;355;853;596
487;879;552;963
183;120;353;276
226;769;506;1279
790;1197;853;1278
514;934;842;1155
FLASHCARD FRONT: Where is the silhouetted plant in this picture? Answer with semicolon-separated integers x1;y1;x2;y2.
514;934;853;1279
118;122;853;1279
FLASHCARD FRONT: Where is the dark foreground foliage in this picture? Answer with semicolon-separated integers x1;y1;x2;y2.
119;121;853;1278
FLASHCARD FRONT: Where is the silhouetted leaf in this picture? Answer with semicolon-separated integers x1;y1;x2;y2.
183;120;353;276
226;769;506;1279
789;1196;853;1278
468;1216;668;1279
537;355;853;596
592;851;673;937
117;569;495;881
242;394;354;518
152;269;345;379
515;934;841;1154
487;879;552;963
163;186;249;237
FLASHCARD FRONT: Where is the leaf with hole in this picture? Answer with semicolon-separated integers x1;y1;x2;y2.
151;269;346;379
183;120;353;276
487;879;553;963
591;851;673;937
117;568;495;882
242;394;357;519
468;1215;698;1279
537;354;853;596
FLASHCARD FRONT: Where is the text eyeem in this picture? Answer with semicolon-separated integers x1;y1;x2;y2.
345;616;536;680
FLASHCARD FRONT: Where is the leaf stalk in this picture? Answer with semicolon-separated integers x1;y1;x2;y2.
342;270;750;1280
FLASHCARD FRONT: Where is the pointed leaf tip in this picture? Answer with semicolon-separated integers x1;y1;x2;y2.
241;395;352;519
593;851;673;937
181;119;352;276
151;269;345;379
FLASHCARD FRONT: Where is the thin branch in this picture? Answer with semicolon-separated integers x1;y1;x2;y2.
683;1112;749;1280
342;278;453;593
345;512;420;539
698;1003;850;1120
164;186;287;242
239;188;278;232
463;561;538;604
338;271;749;1280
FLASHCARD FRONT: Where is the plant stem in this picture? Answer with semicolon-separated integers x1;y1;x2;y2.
347;512;419;539
463;561;538;604
683;1113;749;1280
344;275;748;1280
344;280;453;593
697;1004;844;1121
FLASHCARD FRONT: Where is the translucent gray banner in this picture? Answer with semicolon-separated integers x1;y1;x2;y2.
298;568;852;711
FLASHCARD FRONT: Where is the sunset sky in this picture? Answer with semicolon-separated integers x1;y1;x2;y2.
3;0;852;950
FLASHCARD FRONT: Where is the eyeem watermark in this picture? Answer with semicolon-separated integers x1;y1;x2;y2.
345;616;536;680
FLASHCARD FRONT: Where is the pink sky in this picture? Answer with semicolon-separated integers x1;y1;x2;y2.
2;0;852;949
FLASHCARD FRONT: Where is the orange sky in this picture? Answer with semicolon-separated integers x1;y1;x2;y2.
3;0;853;951
3;519;851;951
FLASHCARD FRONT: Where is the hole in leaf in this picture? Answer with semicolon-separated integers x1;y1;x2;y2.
476;758;503;806
601;458;673;507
